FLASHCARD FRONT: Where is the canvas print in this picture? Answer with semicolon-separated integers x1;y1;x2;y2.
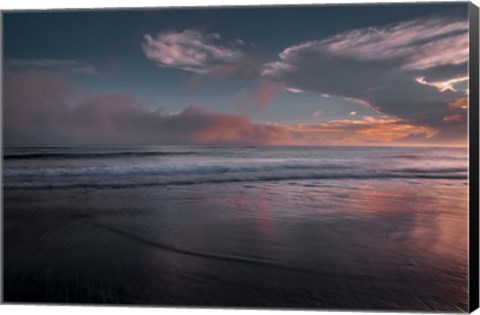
2;2;478;312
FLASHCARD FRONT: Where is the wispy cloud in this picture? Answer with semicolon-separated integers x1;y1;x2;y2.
6;58;97;75
415;75;468;92
344;97;377;110
261;61;295;77
71;66;98;75
142;29;244;74
273;17;468;72
231;82;277;112
256;83;274;107
6;59;78;67
285;87;305;93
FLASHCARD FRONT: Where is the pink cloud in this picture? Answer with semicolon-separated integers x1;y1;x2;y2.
4;71;81;132
142;30;243;74
231;82;276;112
328;19;468;70
271;17;468;73
4;71;299;146
182;106;296;145
256;82;273;108
443;114;466;124
4;70;458;147
448;97;468;109
72;93;143;132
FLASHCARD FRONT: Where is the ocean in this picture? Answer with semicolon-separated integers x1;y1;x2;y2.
3;145;469;311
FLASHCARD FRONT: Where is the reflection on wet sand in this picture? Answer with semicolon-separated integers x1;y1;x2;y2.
4;178;468;311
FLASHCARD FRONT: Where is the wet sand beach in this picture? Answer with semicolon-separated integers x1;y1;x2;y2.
3;146;469;311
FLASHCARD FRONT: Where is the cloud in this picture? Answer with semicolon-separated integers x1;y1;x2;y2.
4;71;301;146
275;17;468;71
256;82;274;107
142;29;243;74
313;111;323;117
4;70;465;147
71;66;98;75
285;87;305;93
415;75;468;92
261;15;468;143
261;61;295;77
231;82;277;112
448;97;468;109
4;70;81;134
6;59;97;75
234;39;246;46
442;114;466;124
6;59;78;67
344;97;377;111
291;116;438;143
180;106;297;145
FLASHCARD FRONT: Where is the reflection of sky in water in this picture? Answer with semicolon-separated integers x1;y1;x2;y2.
3;146;468;310
76;177;467;310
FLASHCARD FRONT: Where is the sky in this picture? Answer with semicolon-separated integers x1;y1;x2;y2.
3;3;470;146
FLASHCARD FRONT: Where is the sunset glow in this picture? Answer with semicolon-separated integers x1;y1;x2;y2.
3;5;469;147
3;4;472;311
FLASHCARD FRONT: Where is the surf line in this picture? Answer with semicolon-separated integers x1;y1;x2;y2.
93;221;310;273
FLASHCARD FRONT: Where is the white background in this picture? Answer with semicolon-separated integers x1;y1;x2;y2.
0;0;479;314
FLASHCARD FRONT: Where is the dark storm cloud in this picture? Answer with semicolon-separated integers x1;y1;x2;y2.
261;16;469;144
419;64;470;82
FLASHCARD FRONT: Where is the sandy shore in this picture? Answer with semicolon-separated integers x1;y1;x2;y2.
4;178;468;311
